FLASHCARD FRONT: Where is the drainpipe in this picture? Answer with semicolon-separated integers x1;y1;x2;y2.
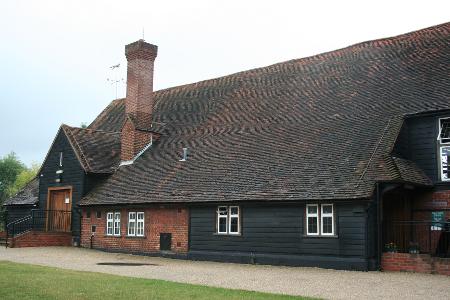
376;182;383;270
90;233;94;249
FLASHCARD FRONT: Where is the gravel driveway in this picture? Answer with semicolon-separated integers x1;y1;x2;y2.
1;247;449;299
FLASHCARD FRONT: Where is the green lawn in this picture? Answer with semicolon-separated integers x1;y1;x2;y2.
0;261;312;300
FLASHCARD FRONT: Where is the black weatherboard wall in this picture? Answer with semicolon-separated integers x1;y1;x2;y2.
39;128;85;238
189;201;371;270
394;113;450;185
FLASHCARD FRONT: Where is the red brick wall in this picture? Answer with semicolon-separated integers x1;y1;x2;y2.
80;205;188;254
10;231;72;248
382;253;450;276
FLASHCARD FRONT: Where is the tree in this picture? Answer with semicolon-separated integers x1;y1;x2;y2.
0;153;40;210
0;152;25;207
7;163;40;198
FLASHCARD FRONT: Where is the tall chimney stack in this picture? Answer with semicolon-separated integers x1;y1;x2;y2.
121;40;158;162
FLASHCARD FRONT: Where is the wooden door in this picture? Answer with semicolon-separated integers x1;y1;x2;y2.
48;189;71;232
160;233;172;251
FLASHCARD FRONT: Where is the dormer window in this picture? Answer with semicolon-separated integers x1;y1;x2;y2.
437;118;450;144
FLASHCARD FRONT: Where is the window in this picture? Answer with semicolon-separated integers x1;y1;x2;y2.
306;204;319;235
96;211;101;218
216;206;240;235
128;212;136;236
91;225;96;233
113;212;121;236
321;204;334;235
106;212;120;236
86;210;91;218
306;204;335;236
437;118;450;144
128;212;145;237
106;213;114;235
440;147;450;181
137;212;145;236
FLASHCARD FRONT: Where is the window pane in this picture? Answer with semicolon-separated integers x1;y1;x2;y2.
230;207;238;215
440;119;450;142
129;212;136;220
322;216;333;234
307;205;317;214
308;217;318;234
230;217;238;233
219;207;228;215
441;147;450;180
219;217;227;233
322;205;333;214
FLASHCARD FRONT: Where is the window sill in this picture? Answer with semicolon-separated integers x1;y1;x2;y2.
303;235;338;239
104;235;121;238
213;233;242;237
126;235;146;239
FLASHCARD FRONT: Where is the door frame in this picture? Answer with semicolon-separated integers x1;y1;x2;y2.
46;186;73;231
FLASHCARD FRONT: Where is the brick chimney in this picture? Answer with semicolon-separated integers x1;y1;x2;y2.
121;40;158;162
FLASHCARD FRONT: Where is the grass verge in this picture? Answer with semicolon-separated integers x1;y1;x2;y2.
0;261;313;299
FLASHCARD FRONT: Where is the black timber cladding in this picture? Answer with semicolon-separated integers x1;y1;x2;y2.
189;202;368;258
39;129;85;237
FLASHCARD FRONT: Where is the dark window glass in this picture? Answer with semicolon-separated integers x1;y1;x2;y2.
86;210;91;218
91;225;96;233
308;217;318;234
96;211;101;218
219;217;227;233
230;217;238;233
322;217;333;234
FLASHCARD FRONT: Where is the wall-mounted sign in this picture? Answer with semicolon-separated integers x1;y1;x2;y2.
431;211;445;231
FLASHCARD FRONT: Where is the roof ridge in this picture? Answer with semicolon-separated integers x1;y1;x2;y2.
150;22;450;98
62;125;93;172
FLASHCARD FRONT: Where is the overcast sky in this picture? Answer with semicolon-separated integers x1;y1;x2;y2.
1;0;449;166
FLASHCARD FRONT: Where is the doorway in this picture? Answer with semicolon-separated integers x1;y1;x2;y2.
47;188;72;232
160;233;172;251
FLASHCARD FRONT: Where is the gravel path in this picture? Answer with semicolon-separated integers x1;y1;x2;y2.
1;247;449;299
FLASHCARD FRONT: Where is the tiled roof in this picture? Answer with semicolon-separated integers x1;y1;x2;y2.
62;125;121;173
390;156;433;186
81;22;450;205
3;177;39;206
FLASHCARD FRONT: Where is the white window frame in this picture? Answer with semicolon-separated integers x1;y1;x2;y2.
228;206;240;235
136;212;145;237
320;204;334;236
113;212;121;236
217;206;228;234
306;204;335;237
440;146;450;182
437;117;450;144
127;211;145;237
106;212;114;236
306;204;319;236
216;206;240;235
128;212;136;236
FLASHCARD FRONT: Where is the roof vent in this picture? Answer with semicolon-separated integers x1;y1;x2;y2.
179;148;188;162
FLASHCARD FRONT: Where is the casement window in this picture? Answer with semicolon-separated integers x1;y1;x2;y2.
437;118;450;144
440;147;450;181
437;118;450;181
321;204;334;235
306;204;319;235
128;212;145;237
113;212;121;236
107;212;121;236
106;212;114;235
217;206;240;235
306;204;335;236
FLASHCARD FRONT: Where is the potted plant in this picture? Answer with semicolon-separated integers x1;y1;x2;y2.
385;242;398;253
408;242;420;254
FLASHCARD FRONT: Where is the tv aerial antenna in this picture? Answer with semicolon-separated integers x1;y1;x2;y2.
107;63;124;99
